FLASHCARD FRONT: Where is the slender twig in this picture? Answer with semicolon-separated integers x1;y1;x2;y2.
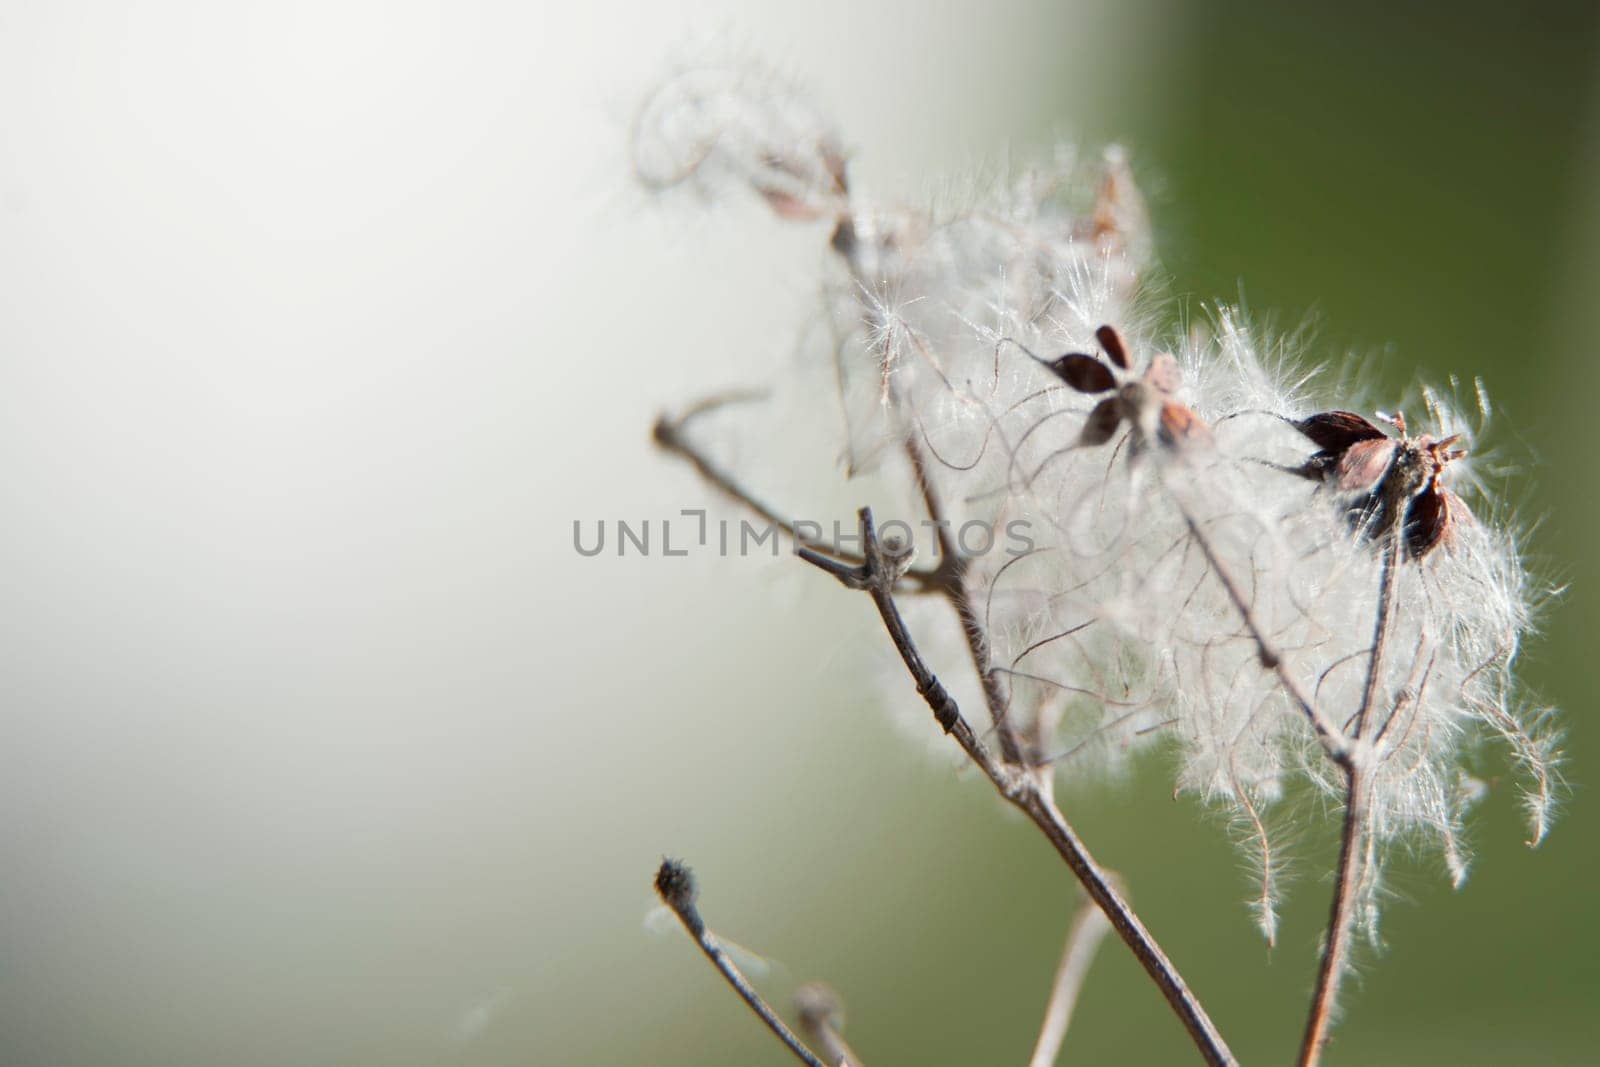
794;983;864;1067
1372;631;1434;749
900;435;1028;765
1173;498;1351;766
654;390;1024;758
655;396;1232;1060
1164;482;1422;1064
652;403;947;595
1299;529;1403;1065
653;859;829;1067
1029;892;1113;1067
1298;768;1368;1067
802;508;1237;1066
651;392;790;531
1171;485;1406;1063
831;192;1027;764
1352;532;1402;741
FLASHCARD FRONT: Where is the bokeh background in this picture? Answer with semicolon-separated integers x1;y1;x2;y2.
0;2;1594;1064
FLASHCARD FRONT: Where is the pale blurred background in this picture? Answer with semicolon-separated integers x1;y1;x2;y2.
0;2;1595;1064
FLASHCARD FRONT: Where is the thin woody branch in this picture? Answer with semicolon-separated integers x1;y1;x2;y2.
801;507;1237;1067
794;983;865;1067
830;187;1027;766
899;434;1027;766
655;391;1024;761
1351;532;1403;742
653;859;829;1067
1299;529;1404;1066
1029;892;1113;1067
1298;768;1369;1067
1165;481;1396;1065
1172;497;1352;767
637;55;1560;1067
652;400;948;595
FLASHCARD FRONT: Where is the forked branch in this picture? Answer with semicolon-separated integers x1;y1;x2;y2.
1171;494;1350;767
653;401;948;594
801;507;1236;1066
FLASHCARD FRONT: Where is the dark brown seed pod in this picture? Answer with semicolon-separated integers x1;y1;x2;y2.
1295;410;1390;453
1289;410;1470;560
1032;324;1211;452
1404;474;1460;558
1335;438;1399;493
1047;353;1118;394
1081;396;1123;446
1096;323;1131;370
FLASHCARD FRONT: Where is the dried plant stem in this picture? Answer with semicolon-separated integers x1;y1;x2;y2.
653;403;946;594
898;434;1027;764
1298;767;1368;1067
829;191;1026;762
1300;532;1401;1065
656;419;1234;1062
1173;490;1406;1062
652;393;1022;754
794;983;865;1067
1029;894;1113;1067
1173;498;1351;766
651;393;791;531
802;508;1237;1067
1013;787;1233;1065
1353;533;1402;740
653;859;829;1067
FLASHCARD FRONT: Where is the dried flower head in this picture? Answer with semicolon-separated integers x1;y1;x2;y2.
639;56;1564;1060
630;60;847;221
1291;408;1471;557
1037;323;1213;450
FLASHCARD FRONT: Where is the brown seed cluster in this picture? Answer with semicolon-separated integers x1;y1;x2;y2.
1040;325;1471;562
1040;324;1212;451
1291;409;1469;559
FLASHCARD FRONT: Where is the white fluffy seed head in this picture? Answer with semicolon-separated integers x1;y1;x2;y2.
631;59;847;221
640;62;1562;940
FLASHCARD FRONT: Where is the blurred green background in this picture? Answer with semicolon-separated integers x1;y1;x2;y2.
1;3;1593;1065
